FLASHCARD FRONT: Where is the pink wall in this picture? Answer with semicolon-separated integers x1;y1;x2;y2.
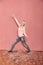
0;0;43;51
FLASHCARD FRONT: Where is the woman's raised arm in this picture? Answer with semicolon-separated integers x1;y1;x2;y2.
12;16;20;26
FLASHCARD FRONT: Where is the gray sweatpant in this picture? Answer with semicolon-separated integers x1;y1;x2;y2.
9;36;30;51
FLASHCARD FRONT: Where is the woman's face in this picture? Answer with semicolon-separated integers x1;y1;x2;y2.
20;21;26;27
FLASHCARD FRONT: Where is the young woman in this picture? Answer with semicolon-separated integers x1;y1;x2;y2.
9;16;30;52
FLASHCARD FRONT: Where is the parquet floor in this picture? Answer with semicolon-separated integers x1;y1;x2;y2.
0;50;43;65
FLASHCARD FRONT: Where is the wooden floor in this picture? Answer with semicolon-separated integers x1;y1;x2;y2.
0;50;43;65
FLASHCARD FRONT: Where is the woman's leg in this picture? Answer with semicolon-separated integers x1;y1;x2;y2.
9;37;20;52
21;37;30;52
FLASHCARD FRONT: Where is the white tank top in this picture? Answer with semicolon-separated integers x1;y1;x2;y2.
18;27;25;37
